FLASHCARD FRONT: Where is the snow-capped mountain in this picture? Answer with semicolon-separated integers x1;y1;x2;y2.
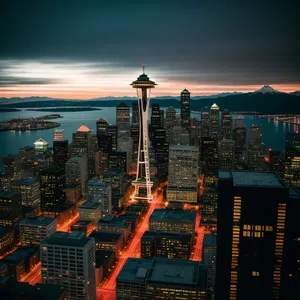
253;85;286;95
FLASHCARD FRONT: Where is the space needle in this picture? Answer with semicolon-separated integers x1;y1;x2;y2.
131;66;157;202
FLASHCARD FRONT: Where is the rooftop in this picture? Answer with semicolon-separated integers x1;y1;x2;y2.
101;168;124;177
181;88;190;94
77;123;92;133
20;216;56;227
203;234;217;246
40;167;64;175
34;138;48;145
41;231;92;248
97;118;107;123
71;220;93;227
150;209;196;222
142;231;192;241
211;103;219;109
0;191;19;199
79;201;102;210
90;231;122;243
88;179;111;187
0;226;14;235
10;177;39;186
169;144;199;151
95;250;115;268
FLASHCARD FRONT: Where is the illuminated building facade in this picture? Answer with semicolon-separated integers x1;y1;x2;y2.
108;151;127;174
34;138;48;157
221;110;232;140
53;140;69;169
116;257;207;300
165;106;177;143
201;137;219;175
220;139;235;171
131;69;156;202
79;201;102;226
210;103;220;142
96;118;108;135
151;103;163;140
181;88;191;134
149;209;196;235
216;171;300;300
233;121;246;170
107;124;118;151
53;129;64;141
131;102;139;128
0;227;15;256
116;102;130;138
0;191;22;228
19;216;56;246
141;231;192;260
2;155;22;180
41;231;96;300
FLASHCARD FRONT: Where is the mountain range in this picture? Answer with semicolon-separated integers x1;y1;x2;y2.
0;86;299;114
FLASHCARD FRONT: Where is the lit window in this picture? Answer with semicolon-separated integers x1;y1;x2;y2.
252;271;260;276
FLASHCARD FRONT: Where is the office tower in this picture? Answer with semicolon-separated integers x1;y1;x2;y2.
247;125;267;171
0;191;22;228
268;149;283;175
19;216;56;246
53;140;69;169
0;226;15;256
65;156;88;196
87;179;112;215
41;231;96;300
131;102;139;128
234;116;244;129
53;129;64;141
97;134;112;174
152;128;165;149
79;202;102;225
117;257;207;299
107;125;118;151
167;145;199;203
73;124;92;150
130;127;139;162
34;138;48;157
68;143;87;158
0;172;11;192
2;155;22;180
170;126;190;145
210;103;220;142
151;103;163;139
149;209;196;234
165;106;177;143
141;231;192;259
87;135;98;179
286;132;300;149
216;171;300;300
108;151;127;174
203;234;217;300
201;108;210;138
233;122;246;170
284;147;300;189
40;167;66;211
181;88;191;133
20;146;35;161
117;137;133;171
201;137;219;175
221;110;232;140
116;102;130;138
131;69;156;202
155;142;169;182
220;139;235;171
96;118;108;136
10;177;40;208
190;117;201;146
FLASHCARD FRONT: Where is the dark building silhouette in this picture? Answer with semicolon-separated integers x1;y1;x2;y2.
53;140;69;169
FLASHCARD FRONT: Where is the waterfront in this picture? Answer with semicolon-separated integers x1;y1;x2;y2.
0;106;296;170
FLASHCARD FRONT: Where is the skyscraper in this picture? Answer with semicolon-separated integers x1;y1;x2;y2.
216;171;300;300
151;103;163;140
96;118;108;136
181;88;191;134
200;108;210;138
53;140;69;169
221;110;232;140
0;191;22;228
201;137;219;175
131;102;139;128
34;138;48;157
107;124;118;151
233;119;246;170
116;102;130;138
2;155;22;180
210;103;220;142
165;106;176;143
40;167;65;211
41;231;96;300
73;124;92;153
131;69;156;202
220;139;235;171
167;145;199;203
53;129;64;141
284;145;300;189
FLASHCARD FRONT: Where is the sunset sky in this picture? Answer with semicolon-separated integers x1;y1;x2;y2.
1;1;299;99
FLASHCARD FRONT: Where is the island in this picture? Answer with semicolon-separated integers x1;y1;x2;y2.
0;108;21;112
26;107;102;112
0;115;62;132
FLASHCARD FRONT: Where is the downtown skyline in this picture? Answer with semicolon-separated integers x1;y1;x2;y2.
1;1;300;99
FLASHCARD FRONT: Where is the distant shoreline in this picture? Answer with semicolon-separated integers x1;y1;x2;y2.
0;108;21;112
26;107;102;112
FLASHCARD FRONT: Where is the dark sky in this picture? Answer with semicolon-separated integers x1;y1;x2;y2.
0;0;299;98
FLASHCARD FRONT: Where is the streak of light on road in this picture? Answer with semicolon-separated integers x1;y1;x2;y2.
191;210;205;261
58;213;80;232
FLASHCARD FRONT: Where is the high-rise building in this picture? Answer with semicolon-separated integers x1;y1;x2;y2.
216;171;300;300
149;209;196;235
201;109;210;138
53;129;64;141
131;102;139;128
108;151;127;174
2;155;22;180
181;89;191;133
53;140;69;169
131;70;156;202
117;137;133;171
190;117;201;146
0;191;22;228
210;103;220;142
34;138;48;157
87;135;99;179
233;121;246;170
165;106;177;143
141;231;192;260
286;132;300;149
79;201;102;225
284;147;300;189
107;125;118;151
87;179;112;215
41;231;96;300
220;139;235;171
221;110;232;140
20;146;35;161
96;118;108;136
0;226;15;256
152;128;166;149
97;134;112;174
40;167;66;211
117;257;207;299
151;103;163;139
247;125;267;171
201;137;219;175
10;177;40;208
167;145;199;203
130;127;139;162
116;102;130;138
203;234;217;300
65;156;88;196
19;216;56;246
268;149;283;175
155;141;169;182
170;126;190;145
72;124;92;151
